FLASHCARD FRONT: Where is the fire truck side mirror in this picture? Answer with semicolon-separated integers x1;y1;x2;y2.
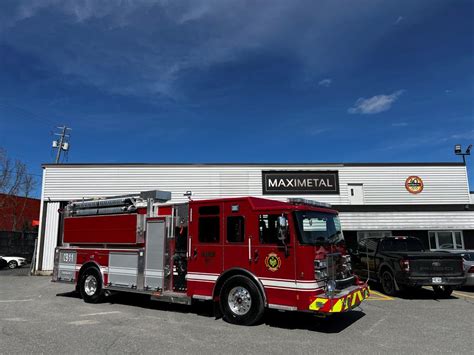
277;215;290;257
277;216;288;241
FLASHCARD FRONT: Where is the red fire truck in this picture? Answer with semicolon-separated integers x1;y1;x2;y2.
53;190;369;325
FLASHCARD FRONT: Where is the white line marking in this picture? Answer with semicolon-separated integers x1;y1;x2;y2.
0;299;33;303
80;311;121;317
453;291;474;300
3;318;28;322
68;320;100;325
363;317;386;336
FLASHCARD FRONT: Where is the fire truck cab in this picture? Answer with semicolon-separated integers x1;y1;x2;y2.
53;191;369;325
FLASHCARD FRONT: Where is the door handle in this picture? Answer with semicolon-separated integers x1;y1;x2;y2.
193;248;198;259
254;249;259;263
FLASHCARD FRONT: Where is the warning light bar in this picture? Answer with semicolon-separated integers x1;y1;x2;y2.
287;198;332;209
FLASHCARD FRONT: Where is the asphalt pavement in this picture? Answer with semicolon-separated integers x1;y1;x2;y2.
0;269;473;354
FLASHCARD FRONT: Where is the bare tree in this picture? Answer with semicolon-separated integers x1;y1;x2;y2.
0;148;37;231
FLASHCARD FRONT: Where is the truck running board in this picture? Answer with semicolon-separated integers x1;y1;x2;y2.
151;291;192;305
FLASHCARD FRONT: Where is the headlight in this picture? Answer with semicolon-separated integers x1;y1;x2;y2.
327;280;337;293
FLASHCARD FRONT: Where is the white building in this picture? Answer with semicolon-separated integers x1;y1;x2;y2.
35;162;474;273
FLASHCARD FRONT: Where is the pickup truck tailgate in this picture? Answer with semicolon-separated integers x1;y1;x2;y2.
410;258;463;277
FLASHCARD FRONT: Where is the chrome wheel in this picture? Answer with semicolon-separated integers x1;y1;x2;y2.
84;275;98;296
227;286;252;316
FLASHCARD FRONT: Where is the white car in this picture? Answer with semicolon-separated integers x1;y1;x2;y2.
0;256;27;269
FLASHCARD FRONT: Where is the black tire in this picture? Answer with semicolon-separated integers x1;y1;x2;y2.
8;260;18;269
79;267;104;303
219;275;264;326
433;285;453;298
380;270;397;296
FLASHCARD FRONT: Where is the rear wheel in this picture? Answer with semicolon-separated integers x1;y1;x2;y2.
8;260;18;269
380;270;396;296
79;267;104;303
219;275;264;326
433;285;453;298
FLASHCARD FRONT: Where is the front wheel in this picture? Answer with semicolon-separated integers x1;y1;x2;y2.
219;275;264;326
79;268;104;303
433;285;453;298
8;261;18;269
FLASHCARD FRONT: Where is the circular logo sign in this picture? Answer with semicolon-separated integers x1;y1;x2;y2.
264;252;282;272
405;176;424;194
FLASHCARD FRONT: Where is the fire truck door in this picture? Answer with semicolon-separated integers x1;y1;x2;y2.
250;213;296;304
222;202;252;270
187;203;224;295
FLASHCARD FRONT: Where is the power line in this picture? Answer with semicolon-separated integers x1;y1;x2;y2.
52;126;72;164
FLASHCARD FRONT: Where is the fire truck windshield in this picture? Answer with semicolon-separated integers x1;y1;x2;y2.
294;211;344;245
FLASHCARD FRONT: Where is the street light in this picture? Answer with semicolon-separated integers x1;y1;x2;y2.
454;144;472;164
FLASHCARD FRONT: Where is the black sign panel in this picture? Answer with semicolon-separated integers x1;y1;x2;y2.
262;171;340;195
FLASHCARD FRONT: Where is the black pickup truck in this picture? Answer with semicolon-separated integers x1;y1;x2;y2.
351;236;466;297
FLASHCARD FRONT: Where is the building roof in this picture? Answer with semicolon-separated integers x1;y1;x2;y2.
42;162;465;168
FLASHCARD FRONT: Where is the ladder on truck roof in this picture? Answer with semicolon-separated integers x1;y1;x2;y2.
66;190;171;216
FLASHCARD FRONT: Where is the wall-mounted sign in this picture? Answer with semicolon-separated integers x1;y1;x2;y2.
262;170;340;195
405;176;424;194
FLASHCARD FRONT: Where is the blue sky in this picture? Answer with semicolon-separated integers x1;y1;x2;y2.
0;0;473;196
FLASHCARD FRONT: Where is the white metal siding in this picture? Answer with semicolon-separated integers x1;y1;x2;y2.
339;166;470;205
41;165;470;205
340;211;474;231
41;202;60;271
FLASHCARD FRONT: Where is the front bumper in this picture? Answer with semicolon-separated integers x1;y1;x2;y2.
400;275;466;287
308;284;370;313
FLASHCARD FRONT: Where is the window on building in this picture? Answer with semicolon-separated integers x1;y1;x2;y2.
198;205;220;243
357;231;392;242
227;216;245;243
428;231;464;250
259;214;287;244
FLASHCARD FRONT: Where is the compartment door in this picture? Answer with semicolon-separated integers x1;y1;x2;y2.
144;220;166;290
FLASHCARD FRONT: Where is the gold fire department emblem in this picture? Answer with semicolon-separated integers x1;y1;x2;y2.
405;176;424;194
265;252;282;272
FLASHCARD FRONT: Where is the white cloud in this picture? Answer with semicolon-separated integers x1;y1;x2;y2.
348;90;404;115
451;130;474;140
394;16;404;24
318;78;332;87
308;128;329;136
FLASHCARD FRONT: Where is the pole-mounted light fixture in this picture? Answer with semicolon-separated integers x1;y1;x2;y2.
454;144;472;164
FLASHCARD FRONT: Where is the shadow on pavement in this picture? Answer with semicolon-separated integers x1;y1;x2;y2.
263;309;366;333
56;290;366;332
459;286;474;293
0;264;31;276
368;281;462;300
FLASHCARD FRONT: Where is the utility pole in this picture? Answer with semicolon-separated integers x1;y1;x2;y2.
52;126;72;164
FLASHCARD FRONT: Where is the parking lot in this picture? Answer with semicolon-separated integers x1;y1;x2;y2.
0;268;472;354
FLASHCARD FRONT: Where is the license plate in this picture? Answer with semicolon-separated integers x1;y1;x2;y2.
432;277;442;283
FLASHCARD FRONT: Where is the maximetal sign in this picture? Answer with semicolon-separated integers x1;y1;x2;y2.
262;171;340;195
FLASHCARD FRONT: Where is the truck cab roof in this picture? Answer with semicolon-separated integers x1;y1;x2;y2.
189;196;338;214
